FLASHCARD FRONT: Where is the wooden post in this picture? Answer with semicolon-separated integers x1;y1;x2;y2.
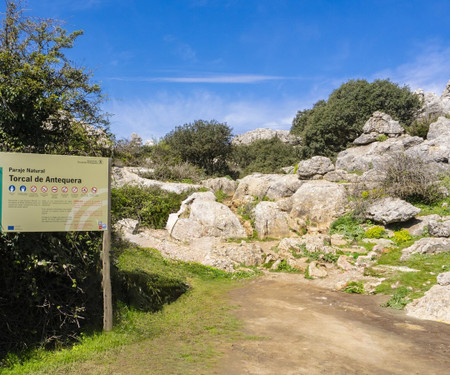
102;158;113;331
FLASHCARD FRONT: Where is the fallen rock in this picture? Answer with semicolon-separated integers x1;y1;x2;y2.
297;156;335;179
364;197;420;225
401;237;450;260
167;192;246;241
253;201;291;239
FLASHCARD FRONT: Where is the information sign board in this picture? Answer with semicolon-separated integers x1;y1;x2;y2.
0;152;109;232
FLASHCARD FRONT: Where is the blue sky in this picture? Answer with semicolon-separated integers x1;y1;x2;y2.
5;0;450;141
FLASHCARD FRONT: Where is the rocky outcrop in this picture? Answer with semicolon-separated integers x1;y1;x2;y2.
232;173;303;204
201;177;238;195
289;181;348;230
232;128;302;146
428;218;450;237
401;237;450;260
167;192;246;241
364;198;420;225
415;80;450;120
296;156;335;179
402;215;442;236
253;201;291;239
113;167;202;194
406;271;450;324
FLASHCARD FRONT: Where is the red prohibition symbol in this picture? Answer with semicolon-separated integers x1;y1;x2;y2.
61;186;68;193
72;186;78;193
81;186;88;194
41;186;48;193
91;187;97;194
30;185;37;193
51;186;58;193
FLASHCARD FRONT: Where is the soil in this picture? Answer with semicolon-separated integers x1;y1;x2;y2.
217;273;450;375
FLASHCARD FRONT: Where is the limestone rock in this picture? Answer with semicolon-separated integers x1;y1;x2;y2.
167;192;246;241
437;271;450;286
289;180;348;231
362;112;404;135
323;169;360;183
308;261;328;278
232;128;302;146
364;197;420;225
114;218;139;236
253;201;291;239
202;177;238;195
401;238;450;261
353;132;380;145
296;156;335;179
428;219;450;237
337;255;355;271
402;215;442;236
406;284;450;324
355;252;378;267
232;173;303;204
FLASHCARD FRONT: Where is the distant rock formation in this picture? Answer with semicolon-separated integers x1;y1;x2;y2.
232;128;302;146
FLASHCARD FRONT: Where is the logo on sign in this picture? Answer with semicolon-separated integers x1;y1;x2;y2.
81;186;88;194
61;186;68;193
91;187;97;194
51;186;58;193
30;185;37;193
41;186;48;193
72;186;78;193
9;185;15;192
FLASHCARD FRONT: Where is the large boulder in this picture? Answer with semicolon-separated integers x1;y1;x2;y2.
361;111;405;135
232;173;303;205
289;180;348;230
401;237;450;260
415;81;450;120
232;128;302;146
428;219;450;237
364;197;420;225
253;201;291;239
296;156;335;179
167;192;246;241
201;177;238;195
406;271;450;324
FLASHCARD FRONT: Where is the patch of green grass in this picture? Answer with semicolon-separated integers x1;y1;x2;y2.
330;214;364;241
2;244;256;374
214;189;228;203
383;287;410;309
343;281;365;294
415;197;450;216
271;260;301;274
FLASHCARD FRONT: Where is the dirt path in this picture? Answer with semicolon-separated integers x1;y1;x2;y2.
218;273;450;375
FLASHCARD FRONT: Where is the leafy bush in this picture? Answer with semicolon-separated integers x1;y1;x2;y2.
381;153;444;204
140;162;205;183
163;120;233;175
329;214;364;241
291;79;421;158
113;134;152;166
393;230;412;245
230;138;301;177
365;226;386;239
111;185;193;229
383;287;410;309
343;281;365;294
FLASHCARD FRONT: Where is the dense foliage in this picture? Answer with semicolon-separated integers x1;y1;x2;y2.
163;119;232;175
0;1;111;361
291;79;421;157
230;137;301;177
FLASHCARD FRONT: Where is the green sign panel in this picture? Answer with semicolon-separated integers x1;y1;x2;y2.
0;152;109;232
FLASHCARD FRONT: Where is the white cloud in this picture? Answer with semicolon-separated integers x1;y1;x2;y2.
106;90;308;141
375;43;450;94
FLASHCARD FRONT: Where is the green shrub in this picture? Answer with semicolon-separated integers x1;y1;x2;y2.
140;162;205;183
330;214;364;241
291;79;421;158
383;287;410;309
376;134;388;142
230;137;301;177
111;185;193;229
343;281;365;294
393;230;412;245
365;226;386;239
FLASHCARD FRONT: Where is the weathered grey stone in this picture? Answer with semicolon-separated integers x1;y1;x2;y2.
428;219;450;237
253;201;291;239
364;197;420;225
401;238;450;260
406;284;450;324
201;177;238;195
323;169;360;183
113;167;202;194
402;215;442;236
232;128;302;146
290;180;348;230
353;132;380;145
330;233;348;246
437;271;450;286
296;156;335;179
232;173;303;204
114;218;139;236
355;252;378;267
308;261;328;278
362;111;404;135
167;192;246;241
427;116;450;140
337;255;355;271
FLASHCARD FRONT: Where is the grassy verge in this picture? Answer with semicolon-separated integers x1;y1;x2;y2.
2;245;255;375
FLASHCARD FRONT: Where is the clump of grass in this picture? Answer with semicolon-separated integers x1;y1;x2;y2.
343;281;365;294
330;213;364;241
383;287;410;309
364;226;386;239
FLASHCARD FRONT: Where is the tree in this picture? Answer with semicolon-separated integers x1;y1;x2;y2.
0;0;111;155
163;119;233;175
291;79;421;158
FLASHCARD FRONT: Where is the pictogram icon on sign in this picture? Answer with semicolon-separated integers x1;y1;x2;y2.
51;186;58;193
20;185;27;192
81;186;88;194
61;186;68;193
41;186;48;193
9;185;15;192
30;185;37;193
91;187;97;194
72;186;78;193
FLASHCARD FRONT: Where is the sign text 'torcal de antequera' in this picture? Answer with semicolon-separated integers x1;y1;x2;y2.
0;152;109;232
